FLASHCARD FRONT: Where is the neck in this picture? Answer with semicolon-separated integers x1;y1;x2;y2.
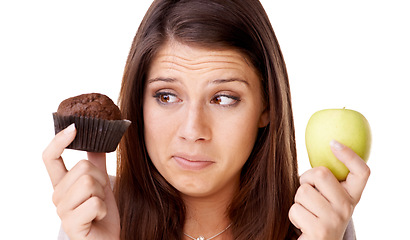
182;184;237;239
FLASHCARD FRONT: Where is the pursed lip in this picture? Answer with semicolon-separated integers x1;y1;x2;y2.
172;153;215;171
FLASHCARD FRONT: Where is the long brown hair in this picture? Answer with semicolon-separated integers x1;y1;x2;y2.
115;0;300;239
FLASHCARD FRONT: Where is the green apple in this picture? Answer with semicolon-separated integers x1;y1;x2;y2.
305;108;371;181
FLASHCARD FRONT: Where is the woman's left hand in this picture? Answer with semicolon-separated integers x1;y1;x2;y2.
289;140;371;240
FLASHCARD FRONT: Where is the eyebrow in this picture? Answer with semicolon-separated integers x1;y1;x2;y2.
147;77;177;84
210;78;249;87
147;77;249;87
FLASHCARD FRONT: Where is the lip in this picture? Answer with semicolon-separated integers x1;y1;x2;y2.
172;154;214;171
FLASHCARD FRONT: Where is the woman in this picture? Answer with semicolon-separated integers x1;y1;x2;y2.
43;0;370;239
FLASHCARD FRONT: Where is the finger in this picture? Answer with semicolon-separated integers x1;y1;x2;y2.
87;152;107;174
288;203;317;234
300;166;350;209
294;183;331;219
74;196;107;222
56;174;106;218
43;123;76;188
62;196;108;237
330;140;371;203
53;160;108;206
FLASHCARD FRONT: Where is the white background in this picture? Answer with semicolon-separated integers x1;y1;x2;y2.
1;0;409;239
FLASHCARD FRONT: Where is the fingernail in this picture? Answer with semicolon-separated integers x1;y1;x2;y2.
330;139;344;150
64;123;76;134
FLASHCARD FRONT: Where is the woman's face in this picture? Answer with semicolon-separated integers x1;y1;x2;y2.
143;41;268;198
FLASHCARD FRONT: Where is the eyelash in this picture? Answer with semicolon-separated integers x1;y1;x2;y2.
153;91;241;107
211;94;241;107
153;91;180;105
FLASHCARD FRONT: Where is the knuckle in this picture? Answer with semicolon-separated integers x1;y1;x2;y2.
295;184;310;201
89;196;105;211
52;191;60;206
41;149;48;162
79;174;97;189
299;183;311;194
42;148;54;163
55;202;69;220
288;203;296;215
314;166;332;180
76;159;93;173
288;204;298;221
361;164;371;179
56;205;64;218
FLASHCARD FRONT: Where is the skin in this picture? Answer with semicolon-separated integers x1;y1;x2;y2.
143;41;268;238
43;124;120;240
289;140;371;240
43;42;370;240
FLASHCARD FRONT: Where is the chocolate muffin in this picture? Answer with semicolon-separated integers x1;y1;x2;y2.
57;93;122;120
53;93;131;152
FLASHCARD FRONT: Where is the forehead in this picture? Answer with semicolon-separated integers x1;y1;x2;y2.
149;41;258;78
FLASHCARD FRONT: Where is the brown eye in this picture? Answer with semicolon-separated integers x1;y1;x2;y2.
154;92;181;104
211;95;240;106
212;96;223;104
160;94;171;103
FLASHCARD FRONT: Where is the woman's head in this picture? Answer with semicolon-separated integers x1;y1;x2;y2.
143;41;269;199
116;0;299;239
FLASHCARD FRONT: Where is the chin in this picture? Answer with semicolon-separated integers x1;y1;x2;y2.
171;175;217;198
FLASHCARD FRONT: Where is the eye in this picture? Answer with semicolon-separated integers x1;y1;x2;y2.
211;94;240;106
153;92;181;104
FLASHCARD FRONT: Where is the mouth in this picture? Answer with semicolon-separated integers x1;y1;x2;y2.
172;154;214;171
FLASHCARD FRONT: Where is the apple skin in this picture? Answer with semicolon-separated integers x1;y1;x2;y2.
305;108;371;181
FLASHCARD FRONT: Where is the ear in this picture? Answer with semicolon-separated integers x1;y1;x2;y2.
258;107;270;128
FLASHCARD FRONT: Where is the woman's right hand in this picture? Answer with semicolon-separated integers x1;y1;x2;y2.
43;124;120;240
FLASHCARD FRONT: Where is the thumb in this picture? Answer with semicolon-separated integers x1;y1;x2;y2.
43;123;76;188
330;139;371;203
87;152;107;174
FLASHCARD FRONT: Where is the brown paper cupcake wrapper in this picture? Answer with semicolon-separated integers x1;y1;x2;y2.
53;113;131;152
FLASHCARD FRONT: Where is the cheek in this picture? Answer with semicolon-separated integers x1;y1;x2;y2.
143;103;170;162
143;103;182;176
216;110;261;163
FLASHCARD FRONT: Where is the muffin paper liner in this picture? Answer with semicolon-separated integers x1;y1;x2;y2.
53;113;131;152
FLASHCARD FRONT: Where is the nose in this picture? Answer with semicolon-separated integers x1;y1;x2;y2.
178;103;211;142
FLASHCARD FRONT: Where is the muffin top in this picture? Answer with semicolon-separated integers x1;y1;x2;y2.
57;93;121;120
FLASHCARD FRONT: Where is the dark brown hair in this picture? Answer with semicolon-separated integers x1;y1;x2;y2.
115;0;300;239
